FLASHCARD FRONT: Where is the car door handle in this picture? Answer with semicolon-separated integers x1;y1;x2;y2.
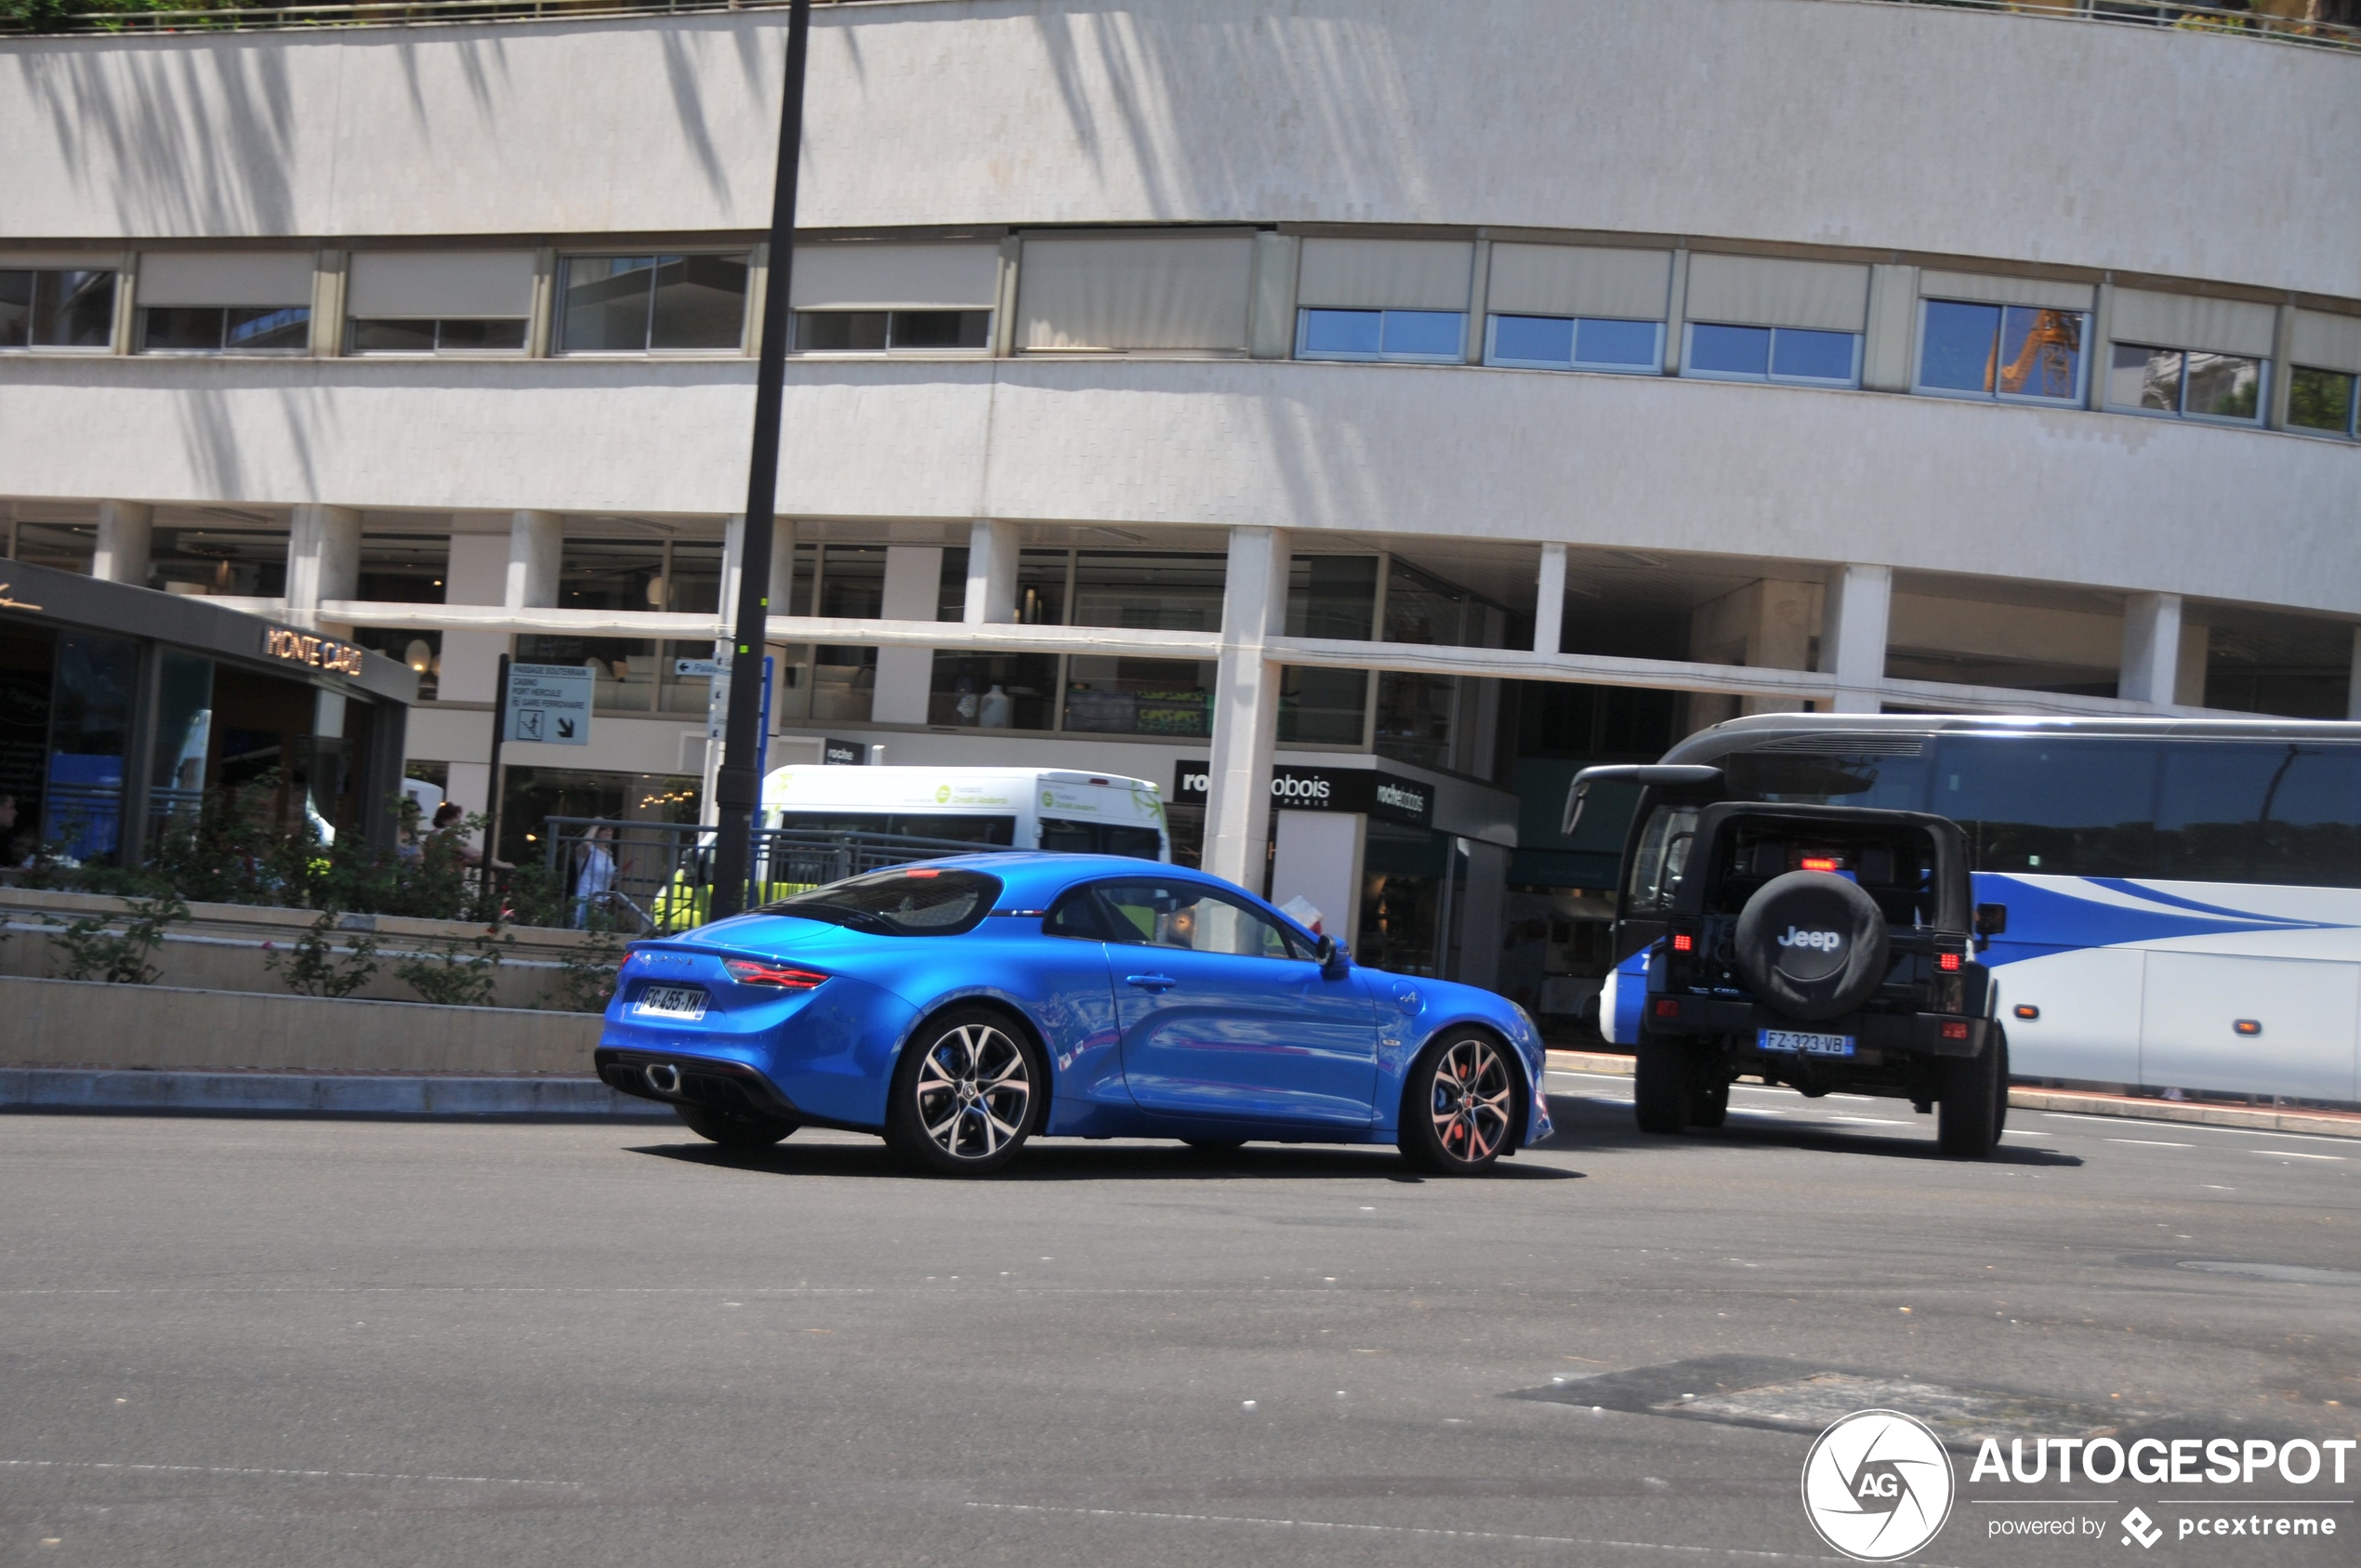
1124;973;1179;993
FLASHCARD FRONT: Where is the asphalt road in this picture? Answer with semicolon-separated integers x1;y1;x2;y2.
1;1074;2355;1568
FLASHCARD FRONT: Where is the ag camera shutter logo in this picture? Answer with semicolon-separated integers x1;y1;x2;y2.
1800;1410;1955;1561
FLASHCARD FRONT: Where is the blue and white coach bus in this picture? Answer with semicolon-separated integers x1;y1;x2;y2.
1578;715;2361;1105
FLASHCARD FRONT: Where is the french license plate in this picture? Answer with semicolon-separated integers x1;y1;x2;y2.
634;984;708;1021
1759;1028;1854;1058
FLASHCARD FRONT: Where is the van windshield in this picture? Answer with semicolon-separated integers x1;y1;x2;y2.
763;868;1002;936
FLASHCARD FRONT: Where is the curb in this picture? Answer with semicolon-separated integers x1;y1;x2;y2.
0;1068;675;1121
1543;1049;2361;1142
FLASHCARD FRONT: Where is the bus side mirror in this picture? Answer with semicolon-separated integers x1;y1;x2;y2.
1974;903;2008;940
1316;935;1350;978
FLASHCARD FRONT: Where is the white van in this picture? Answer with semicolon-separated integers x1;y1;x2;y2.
759;765;1171;862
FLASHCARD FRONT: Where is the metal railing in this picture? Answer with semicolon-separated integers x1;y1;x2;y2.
539;815;992;934
5;0;2354;51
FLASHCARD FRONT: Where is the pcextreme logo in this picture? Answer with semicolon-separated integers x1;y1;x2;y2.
1801;1410;1956;1561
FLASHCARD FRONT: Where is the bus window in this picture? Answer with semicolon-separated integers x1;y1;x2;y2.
1932;735;2157;876
2157;743;2361;888
1722;749;1929;810
1625;805;1696;916
1040;817;1165;860
773;810;1016;846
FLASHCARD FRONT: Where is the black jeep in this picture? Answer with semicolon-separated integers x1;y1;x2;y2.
1573;768;2011;1157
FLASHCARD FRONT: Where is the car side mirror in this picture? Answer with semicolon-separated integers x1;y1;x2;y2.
1973;903;2008;944
1315;935;1350;978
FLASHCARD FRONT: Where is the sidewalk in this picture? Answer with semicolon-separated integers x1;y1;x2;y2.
1545;1049;2361;1142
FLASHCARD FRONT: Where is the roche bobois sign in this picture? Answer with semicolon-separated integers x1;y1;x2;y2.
1171;762;1433;826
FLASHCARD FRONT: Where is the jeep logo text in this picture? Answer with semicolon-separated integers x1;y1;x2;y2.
1777;927;1842;952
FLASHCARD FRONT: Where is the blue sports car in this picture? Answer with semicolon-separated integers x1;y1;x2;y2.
596;852;1553;1176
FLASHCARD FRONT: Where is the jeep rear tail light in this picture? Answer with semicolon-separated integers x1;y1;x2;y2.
1670;932;1694;953
1940;1020;1970;1041
1652;998;1682;1020
1937;952;1961;972
724;959;829;990
1800;857;1840;872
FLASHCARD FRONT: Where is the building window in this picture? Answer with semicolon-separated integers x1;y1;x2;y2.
0;269;116;349
1682;323;1860;387
349;318;528;353
138;304;310;354
1063;553;1224;738
1296;309;1466;363
559;255;749;353
793;309;989;352
1917;300;2087;403
1484;314;1661;374
147;528;291;598
2106;344;2264;423
1279;556;1378;746
9;520;97;574
2289;366;2358;438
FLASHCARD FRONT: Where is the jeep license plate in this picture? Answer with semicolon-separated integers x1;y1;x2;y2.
634;984;708;1021
1759;1028;1853;1058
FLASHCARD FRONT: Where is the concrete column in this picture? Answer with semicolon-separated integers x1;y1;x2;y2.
962;519;1020;625
1862;263;1919;392
1817;563;1892;714
1203;526;1288;889
1247;232;1300;362
91;501;153;586
1457;839;1509;992
767;518;798;617
2117;592;2184;707
285;505;362;626
1532;543;1567;654
870;545;943;726
1270;810;1363;950
504;510;561;610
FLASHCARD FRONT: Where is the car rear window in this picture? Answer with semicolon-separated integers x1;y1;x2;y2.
763;868;1002;936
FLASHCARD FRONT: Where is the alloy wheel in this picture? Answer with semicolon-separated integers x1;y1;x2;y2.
1429;1036;1512;1164
914;1022;1032;1162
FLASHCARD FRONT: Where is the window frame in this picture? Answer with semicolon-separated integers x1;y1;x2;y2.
1294;307;1468;365
2104;341;2268;427
135;303;312;356
554;251;752;357
1483;312;1664;375
1680;321;1862;389
0;268;119;353
1912;298;2091;406
346;317;530;356
1084;878;1318;962
790;307;992;356
2287;365;2360;441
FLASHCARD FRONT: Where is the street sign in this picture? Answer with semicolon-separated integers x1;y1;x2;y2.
504;662;593;746
673;657;725;679
705;655;773;769
822;737;866;766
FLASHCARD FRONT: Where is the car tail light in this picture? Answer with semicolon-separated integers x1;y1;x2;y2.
1940;1020;1970;1041
1653;998;1681;1020
724;959;828;990
1937;952;1961;972
1800;857;1840;872
1670;932;1694;953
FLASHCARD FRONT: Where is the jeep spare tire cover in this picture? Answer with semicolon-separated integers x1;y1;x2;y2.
1733;871;1890;1022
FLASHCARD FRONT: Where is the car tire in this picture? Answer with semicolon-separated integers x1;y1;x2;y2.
1634;1029;1693;1135
1937;1025;2008;1159
676;1105;798;1149
1690;1074;1730;1129
1397;1032;1518;1176
884;1007;1047;1177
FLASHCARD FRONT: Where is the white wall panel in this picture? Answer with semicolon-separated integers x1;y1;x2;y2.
789;243;998;309
138;251;314;307
1297;238;1471;310
1919;270;2094;312
3;2;2354;302
347;250;534;319
0;358;2355;616
2291;310;2361;376
1684;255;1868;333
2111;288;2277;359
1485;244;1670;322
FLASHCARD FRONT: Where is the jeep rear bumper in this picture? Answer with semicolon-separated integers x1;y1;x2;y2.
1642;995;1989;1058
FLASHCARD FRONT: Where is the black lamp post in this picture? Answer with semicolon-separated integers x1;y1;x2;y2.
710;0;813;922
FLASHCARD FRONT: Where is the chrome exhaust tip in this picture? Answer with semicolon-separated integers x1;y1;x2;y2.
643;1062;681;1095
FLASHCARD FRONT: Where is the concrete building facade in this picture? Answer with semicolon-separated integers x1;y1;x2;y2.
3;0;2357;1010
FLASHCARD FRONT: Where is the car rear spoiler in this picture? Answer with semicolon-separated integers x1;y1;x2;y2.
1563;764;1724;837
